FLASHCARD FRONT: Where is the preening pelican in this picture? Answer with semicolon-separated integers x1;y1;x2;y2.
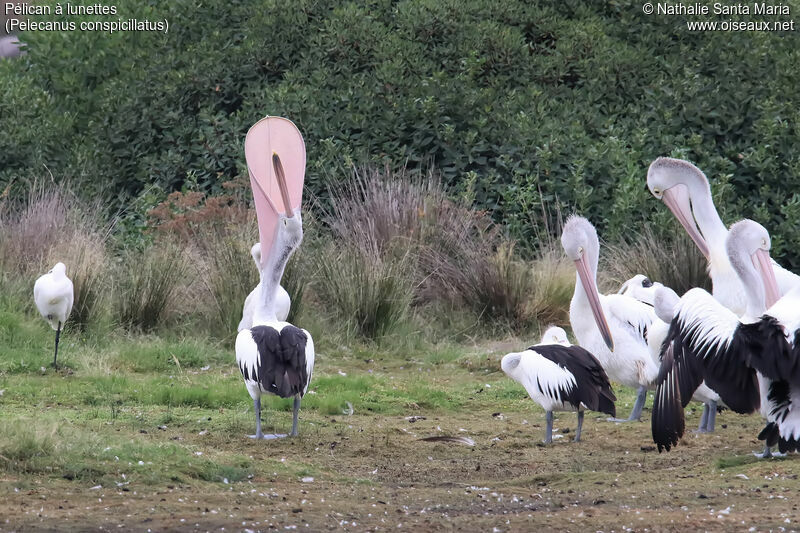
236;118;315;439
650;220;800;454
561;216;659;422
501;327;616;443
33;262;73;369
238;242;291;331
647;157;800;313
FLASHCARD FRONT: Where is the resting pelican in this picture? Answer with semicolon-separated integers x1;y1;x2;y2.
33;262;73;369
650;220;799;454
618;274;663;306
501;326;616;443
238;242;291;331
561;216;659;422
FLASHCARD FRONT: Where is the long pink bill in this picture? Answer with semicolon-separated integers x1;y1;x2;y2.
752;248;780;308
662;185;710;260
574;256;615;351
272;153;294;217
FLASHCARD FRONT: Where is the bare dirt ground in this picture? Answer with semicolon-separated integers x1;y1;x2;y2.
2;351;799;532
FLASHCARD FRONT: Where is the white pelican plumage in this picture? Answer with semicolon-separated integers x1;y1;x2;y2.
561;216;659;422
618;274;663;306
238;242;291;331
236;121;315;439
33;262;73;368
501;326;616;443
647;157;800;314
650;220;800;454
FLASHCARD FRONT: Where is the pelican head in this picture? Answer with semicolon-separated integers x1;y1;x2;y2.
618;274;664;305
726;220;779;309
647;157;711;260
269;153;304;257
653;286;680;323
539;326;570;346
561;216;614;351
50;262;67;277
250;243;262;269
500;352;523;378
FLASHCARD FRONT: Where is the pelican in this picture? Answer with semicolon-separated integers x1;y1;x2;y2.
540;325;570;346
647;157;800;314
33;262;73;369
650;220;800;454
501;326;616;443
618;274;663;306
235;141;315;439
561;216;659;422
650;286;722;433
0;34;24;59
238;242;291;331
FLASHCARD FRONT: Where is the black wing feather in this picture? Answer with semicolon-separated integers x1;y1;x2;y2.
673;315;760;414
651;338;686;452
251;325;309;398
530;345;616;417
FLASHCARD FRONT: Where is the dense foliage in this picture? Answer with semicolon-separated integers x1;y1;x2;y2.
3;1;800;265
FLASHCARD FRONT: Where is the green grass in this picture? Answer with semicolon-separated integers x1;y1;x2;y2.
0;418;254;485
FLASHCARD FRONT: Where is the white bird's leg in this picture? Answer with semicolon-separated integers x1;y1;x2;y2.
249;397;265;439
693;403;710;433
544;411;554;444
290;394;301;437
757;444;773;459
574;410;584;442
53;321;62;369
627;386;647;421
607;386;647;422
706;401;717;432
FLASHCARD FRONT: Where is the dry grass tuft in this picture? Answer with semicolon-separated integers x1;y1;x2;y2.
602;225;711;295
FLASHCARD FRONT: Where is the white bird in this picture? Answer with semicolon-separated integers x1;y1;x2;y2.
647;157;800;314
540;325;570;346
561;216;659;422
501;327;616;443
650;220;800;454
0;34;24;59
238;242;291;331
235;154;315;439
33;262;73;368
618;274;663;306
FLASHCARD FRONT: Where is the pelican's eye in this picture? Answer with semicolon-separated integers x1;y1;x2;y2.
653;187;661;195
642;277;653;288
577;246;584;255
762;238;767;247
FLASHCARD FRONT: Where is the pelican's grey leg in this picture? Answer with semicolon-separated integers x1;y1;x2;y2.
574;410;584;442
693;403;710;433
248;397;264;439
627;386;647;421
290;394;301;437
544;411;554;444
53;322;62;369
608;386;647;422
705;401;717;433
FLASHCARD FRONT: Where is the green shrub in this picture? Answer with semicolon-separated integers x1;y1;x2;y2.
3;1;800;267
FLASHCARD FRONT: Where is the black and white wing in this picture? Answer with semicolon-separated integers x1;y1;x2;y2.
251;324;310;398
530;345;617;416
